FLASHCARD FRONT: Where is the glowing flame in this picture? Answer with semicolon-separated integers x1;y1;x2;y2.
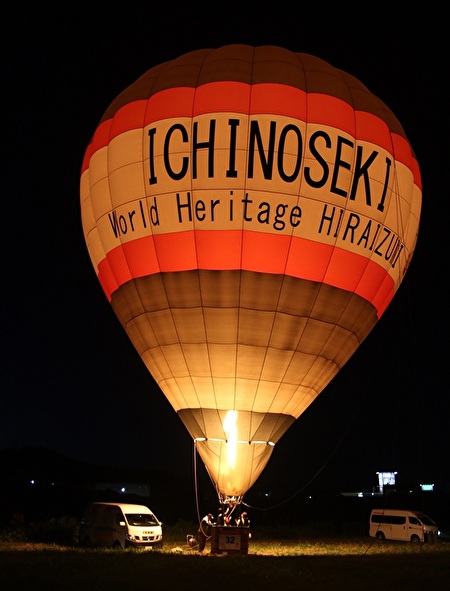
223;410;238;469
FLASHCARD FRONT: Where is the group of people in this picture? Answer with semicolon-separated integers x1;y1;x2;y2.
196;506;251;552
217;505;250;527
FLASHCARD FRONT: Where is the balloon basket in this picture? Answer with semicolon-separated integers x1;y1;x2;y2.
210;526;250;555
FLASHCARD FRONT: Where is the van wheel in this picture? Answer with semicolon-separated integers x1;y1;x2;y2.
410;535;421;543
375;531;385;541
112;541;122;549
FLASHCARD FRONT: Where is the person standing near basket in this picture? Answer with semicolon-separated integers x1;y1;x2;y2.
197;513;215;552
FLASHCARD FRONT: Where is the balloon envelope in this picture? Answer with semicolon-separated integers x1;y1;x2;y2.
80;45;421;502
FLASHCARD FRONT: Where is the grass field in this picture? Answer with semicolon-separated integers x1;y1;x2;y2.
1;534;449;591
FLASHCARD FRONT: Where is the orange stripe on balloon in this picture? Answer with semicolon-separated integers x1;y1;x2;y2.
81;82;421;189
356;260;390;303
372;273;397;317
307;93;356;136
110;100;148;136
324;248;369;292
105;245;133;285
123;237;160;276
145;87;196;122
196;230;243;268
392;134;422;190
354;111;391;152
286;237;333;280
192;82;251;115
241;231;291;274
96;230;394;317
97;258;118;297
153;231;198;271
251;84;307;120
285;236;394;306
81;118;113;172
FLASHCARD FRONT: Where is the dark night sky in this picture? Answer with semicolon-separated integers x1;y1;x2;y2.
2;3;448;502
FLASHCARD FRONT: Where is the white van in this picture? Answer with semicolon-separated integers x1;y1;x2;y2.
80;502;163;549
369;509;440;543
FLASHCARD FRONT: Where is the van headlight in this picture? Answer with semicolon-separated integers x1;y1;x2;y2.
126;534;137;542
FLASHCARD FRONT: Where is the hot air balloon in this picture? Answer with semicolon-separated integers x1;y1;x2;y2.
80;45;421;505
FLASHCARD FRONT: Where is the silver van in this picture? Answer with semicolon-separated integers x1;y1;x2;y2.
80;502;163;549
369;509;440;543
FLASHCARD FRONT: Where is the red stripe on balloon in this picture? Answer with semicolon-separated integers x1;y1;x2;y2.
192;82;251;115
196;230;243;269
81;83;421;190
97;231;394;317
251;84;307;119
241;232;291;274
146;87;196;121
306;93;355;134
81;118;112;172
110;100;148;136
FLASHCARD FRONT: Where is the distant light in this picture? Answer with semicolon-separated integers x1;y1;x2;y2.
420;483;434;492
120;487;126;493
30;480;35;485
376;471;397;492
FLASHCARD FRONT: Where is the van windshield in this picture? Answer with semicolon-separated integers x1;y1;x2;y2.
415;512;436;526
125;513;159;526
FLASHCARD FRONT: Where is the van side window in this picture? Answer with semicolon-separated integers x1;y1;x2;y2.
416;513;435;526
115;513;123;525
371;514;405;525
409;517;420;526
